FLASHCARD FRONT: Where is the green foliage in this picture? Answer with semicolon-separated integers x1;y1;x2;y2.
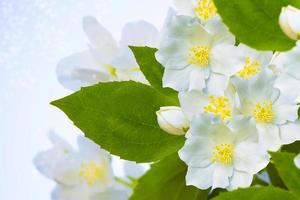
271;152;300;197
51;81;183;163
130;46;178;98
214;0;300;51
130;153;208;200
130;46;164;89
213;186;297;200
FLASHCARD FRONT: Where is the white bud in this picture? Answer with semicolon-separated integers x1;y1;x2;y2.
156;106;189;135
279;5;300;40
295;154;300;169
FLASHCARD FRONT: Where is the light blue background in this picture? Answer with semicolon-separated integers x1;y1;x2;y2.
0;0;174;199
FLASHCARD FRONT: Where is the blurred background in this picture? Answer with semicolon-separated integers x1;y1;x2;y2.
0;0;174;199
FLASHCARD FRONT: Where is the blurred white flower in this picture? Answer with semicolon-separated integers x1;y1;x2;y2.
34;132;129;200
295;154;300;169
279;5;300;40
156;15;240;94
156;106;189;135
232;69;300;151
57;16;159;91
179;114;269;190
272;42;300;103
174;0;218;23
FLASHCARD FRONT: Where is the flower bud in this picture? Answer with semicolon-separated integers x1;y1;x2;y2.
156;106;189;135
279;5;300;40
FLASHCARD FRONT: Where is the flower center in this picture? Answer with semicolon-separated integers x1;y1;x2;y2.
211;143;233;165
194;0;217;21
203;96;231;120
187;45;210;67
237;57;261;79
79;161;106;186
104;64;117;77
252;101;274;123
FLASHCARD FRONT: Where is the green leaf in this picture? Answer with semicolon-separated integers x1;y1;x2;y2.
213;186;297;200
266;163;287;189
282;141;300;153
130;46;163;89
130;153;208;200
214;0;300;51
51;81;184;163
271;152;300;197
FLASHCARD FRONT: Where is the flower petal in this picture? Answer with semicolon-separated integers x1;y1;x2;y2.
234;142;270;174
162;67;192;91
227;171;253;191
119;20;158;47
256;124;281;151
273;104;299;124
56;50;110;91
280;121;300;145
82;17;118;62
186;164;215;190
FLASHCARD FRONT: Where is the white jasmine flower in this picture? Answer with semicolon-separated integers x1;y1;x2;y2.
295;154;300;169
34;133;128;200
232;69;300;151
179;86;238;122
272;42;300;103
179;114;270;190
156;106;189;135
234;44;273;79
174;0;218;23
279;5;300;40
156;15;240;94
57;16;159;91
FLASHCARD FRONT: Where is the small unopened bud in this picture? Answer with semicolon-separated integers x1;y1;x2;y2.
279;5;300;40
295;154;300;169
156;106;189;135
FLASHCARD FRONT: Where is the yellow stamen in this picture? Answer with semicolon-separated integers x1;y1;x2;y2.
79;161;106;186
237;57;261;79
252;101;274;123
203;96;231;120
211;144;233;164
194;0;217;21
187;45;210;67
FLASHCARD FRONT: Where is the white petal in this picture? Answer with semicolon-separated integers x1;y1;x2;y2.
179;90;208;120
186;165;215;189
173;0;194;16
179;137;213;168
56;51;110;91
110;47;138;69
54;156;81;186
210;44;243;76
286;7;300;36
274;74;300;103
273;104;299;124
189;68;209;91
162;67;192;91
119;20;158;47
82;17;118;62
52;186;89;200
256;124;281;151
227;171;253;191
156;38;190;70
33;132;73;179
212;164;233;189
77;136;110;160
294;154;300;169
280;121;300;145
206;73;229;96
206;17;235;45
234;142;270;174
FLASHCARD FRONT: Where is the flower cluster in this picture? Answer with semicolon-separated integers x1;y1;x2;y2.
35;1;300;199
156;0;300;191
